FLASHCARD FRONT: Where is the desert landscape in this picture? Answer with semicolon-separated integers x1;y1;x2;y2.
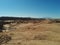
0;0;60;45
0;17;60;45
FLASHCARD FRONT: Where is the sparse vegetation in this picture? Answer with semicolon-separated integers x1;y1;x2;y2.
0;17;60;45
0;34;11;45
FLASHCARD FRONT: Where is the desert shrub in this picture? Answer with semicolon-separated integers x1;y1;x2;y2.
9;33;14;36
0;34;12;45
33;34;48;40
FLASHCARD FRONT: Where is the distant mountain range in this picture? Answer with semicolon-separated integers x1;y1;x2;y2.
0;17;60;20
0;17;60;23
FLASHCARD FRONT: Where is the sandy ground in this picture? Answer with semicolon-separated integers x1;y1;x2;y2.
1;23;60;45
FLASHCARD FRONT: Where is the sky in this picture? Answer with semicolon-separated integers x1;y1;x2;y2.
0;0;60;18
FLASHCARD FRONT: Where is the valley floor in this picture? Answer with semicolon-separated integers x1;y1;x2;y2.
0;23;60;45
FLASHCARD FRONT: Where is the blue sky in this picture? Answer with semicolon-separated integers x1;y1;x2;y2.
0;0;60;18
